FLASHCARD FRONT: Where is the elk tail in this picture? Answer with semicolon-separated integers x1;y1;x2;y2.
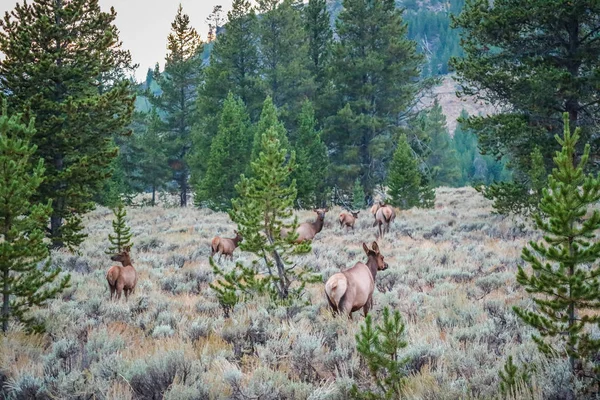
210;237;220;257
325;275;348;310
106;267;118;286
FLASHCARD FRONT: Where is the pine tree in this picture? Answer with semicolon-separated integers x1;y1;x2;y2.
451;0;600;214
0;103;70;333
291;100;329;207
387;134;424;209
423;100;460;187
513;114;600;389
326;0;430;194
106;205;133;255
350;307;409;399
195;93;252;211
256;0;314;127
352;178;366;210
0;0;136;249
149;5;203;207
250;97;289;169
194;0;262;174
223;116;319;302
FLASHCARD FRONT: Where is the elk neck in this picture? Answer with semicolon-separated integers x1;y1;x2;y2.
119;255;133;267
233;236;243;246
312;215;325;233
365;255;379;280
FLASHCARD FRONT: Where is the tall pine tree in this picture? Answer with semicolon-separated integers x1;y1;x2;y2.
387;134;425;209
514;115;600;390
250;96;289;170
195;93;252;211
0;0;135;248
326;0;429;194
106;204;133;255
149;4;203;207
0;104;70;333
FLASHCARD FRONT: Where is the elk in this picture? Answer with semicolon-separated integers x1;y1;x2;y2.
325;241;388;319
339;210;360;230
210;230;243;261
372;201;396;239
282;208;328;243
106;246;137;301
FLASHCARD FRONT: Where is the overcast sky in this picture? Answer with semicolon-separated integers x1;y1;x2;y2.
0;0;236;81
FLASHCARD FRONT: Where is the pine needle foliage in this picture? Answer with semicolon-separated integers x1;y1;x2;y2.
498;355;535;399
351;307;409;399
106;205;133;255
513;113;600;384
0;103;70;333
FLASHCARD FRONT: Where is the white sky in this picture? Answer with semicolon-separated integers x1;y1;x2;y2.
0;0;236;81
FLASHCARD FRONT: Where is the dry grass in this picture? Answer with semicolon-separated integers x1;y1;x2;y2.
0;187;575;399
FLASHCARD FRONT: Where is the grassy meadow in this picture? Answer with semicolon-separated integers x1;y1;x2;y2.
1;187;575;399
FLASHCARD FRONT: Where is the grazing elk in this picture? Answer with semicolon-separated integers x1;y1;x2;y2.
325;241;388;319
282;208;328;243
210;230;243;261
372;201;396;239
339;210;360;231
107;246;137;301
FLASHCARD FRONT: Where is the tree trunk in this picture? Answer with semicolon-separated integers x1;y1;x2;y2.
2;267;9;332
151;185;156;207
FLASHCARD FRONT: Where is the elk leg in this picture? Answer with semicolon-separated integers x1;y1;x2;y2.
109;285;115;301
116;282;124;300
218;253;222;262
363;296;373;318
325;292;339;314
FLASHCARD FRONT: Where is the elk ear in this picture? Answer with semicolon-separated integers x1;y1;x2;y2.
124;245;131;252
362;242;370;255
371;241;379;254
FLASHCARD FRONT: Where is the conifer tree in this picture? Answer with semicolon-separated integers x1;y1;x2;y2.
513;114;600;386
221;116;319;302
106;205;133;255
250;97;289;169
149;5;203;207
352;178;366;210
291;100;329;207
0;104;70;333
387;134;425;209
195;93;252;211
0;0;136;248
423;100;460;187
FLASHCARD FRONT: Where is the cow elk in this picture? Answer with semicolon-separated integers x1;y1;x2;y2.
282;208;328;243
325;241;388;319
107;246;137;301
339;210;360;231
211;230;243;261
372;201;396;239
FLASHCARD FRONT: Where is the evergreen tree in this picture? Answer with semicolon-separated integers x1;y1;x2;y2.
106;205;133;255
513;114;600;389
194;0;261;173
291;100;329;207
149;4;203;207
451;0;600;214
423;100;460;187
225;120;319;302
352;178;366;210
326;0;430;194
256;0;314;127
0;104;70;333
387;134;425;209
195;93;252;211
0;0;136;248
350;307;409;399
250;96;289;168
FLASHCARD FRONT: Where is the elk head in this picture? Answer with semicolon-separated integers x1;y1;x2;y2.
363;241;388;271
111;245;132;265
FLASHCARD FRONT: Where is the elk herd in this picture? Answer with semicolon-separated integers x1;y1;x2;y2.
105;201;398;319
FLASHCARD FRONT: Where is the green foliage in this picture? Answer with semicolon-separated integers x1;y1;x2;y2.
250;97;289;170
351;307;409;399
498;355;534;399
149;5;203;207
513;114;600;387
0;0;135;248
194;93;252;211
291;100;329;207
325;0;432;194
451;0;600;214
352;178;366;210
387;134;433;209
227;105;320;302
106;205;133;255
0;104;70;333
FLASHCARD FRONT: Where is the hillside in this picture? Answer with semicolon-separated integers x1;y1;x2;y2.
1;187;567;399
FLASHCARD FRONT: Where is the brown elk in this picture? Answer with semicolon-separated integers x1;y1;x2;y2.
325;241;388;319
372;201;396;239
106;246;137;301
339;210;360;230
210;230;243;261
282;208;328;243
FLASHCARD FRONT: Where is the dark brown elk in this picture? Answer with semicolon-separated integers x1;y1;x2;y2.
106;246;137;301
282;208;328;243
325;241;388;319
339;210;360;230
372;201;396;239
210;230;243;261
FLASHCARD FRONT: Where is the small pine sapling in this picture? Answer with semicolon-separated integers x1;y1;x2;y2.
498;355;535;398
106;204;133;255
